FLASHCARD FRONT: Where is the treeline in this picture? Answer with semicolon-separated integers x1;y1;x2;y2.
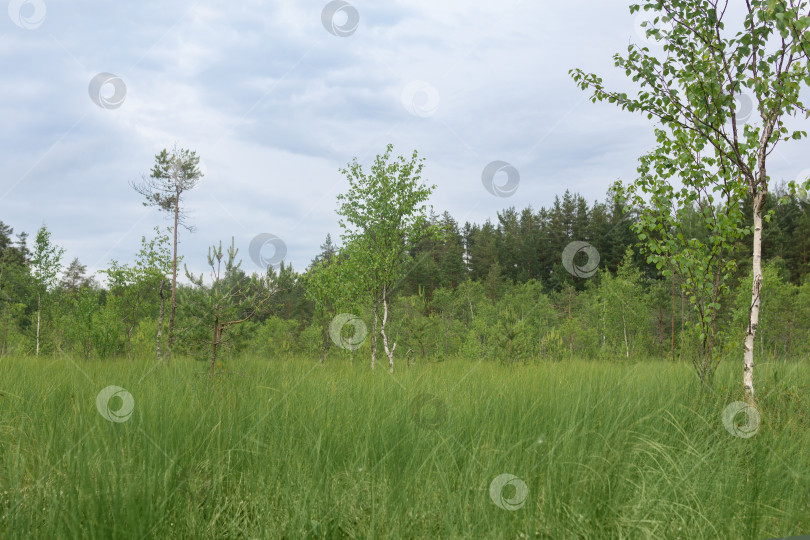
1;186;809;363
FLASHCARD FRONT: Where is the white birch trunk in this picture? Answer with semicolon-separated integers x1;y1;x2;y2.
601;302;606;348
622;312;629;358
380;286;396;373
35;295;41;357
371;304;378;370
743;191;764;401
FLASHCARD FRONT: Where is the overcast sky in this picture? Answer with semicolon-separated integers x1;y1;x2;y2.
2;0;808;279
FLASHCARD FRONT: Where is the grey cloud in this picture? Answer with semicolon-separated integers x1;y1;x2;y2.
3;0;805;272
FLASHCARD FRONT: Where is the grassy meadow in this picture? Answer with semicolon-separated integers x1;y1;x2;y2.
1;356;808;539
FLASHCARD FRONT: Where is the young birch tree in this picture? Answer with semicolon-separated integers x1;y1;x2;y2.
336;144;443;372
571;0;810;400
30;225;64;356
104;227;173;360
131;145;203;354
304;242;371;363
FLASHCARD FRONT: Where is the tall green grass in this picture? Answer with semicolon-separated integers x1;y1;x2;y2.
1;356;808;539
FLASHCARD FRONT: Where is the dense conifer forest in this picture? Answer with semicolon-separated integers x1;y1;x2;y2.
3;184;808;365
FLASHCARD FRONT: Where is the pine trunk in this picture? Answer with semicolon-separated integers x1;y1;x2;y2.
156;280;166;361
210;316;220;377
168;192;179;353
